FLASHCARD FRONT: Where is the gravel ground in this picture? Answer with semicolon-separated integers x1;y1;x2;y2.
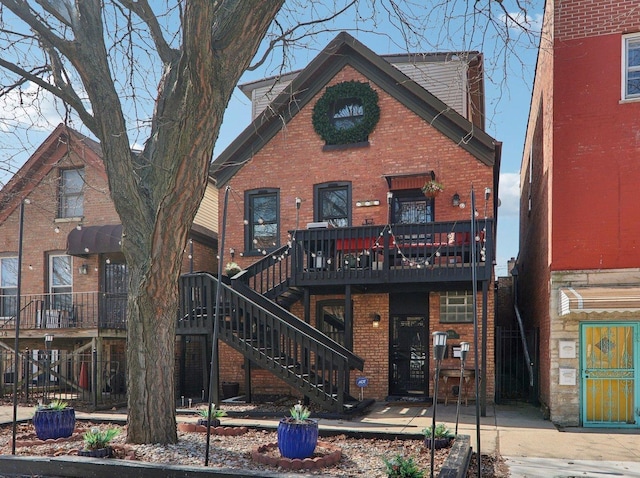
0;421;509;477
1;422;455;477
0;398;509;477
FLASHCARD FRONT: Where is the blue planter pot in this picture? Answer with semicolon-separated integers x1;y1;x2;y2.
33;408;76;440
277;418;319;459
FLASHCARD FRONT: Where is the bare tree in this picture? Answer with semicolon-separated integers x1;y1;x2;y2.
0;0;538;444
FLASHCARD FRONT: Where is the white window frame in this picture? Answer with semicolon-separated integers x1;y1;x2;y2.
439;290;474;323
58;168;85;218
0;256;18;319
48;254;73;322
622;33;640;101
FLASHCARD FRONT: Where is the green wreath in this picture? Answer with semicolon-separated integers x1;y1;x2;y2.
312;81;380;145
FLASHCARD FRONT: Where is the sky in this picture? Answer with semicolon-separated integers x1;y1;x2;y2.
0;1;544;277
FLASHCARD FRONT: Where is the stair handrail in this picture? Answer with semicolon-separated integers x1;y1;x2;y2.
513;303;534;387
180;272;357;410
232;279;364;370
181;272;364;371
239;244;291;297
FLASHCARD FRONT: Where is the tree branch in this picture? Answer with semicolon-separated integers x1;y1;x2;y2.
0;56;95;131
0;0;77;59
115;0;178;64
248;0;358;72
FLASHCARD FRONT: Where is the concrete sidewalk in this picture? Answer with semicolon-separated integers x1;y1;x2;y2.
3;400;640;476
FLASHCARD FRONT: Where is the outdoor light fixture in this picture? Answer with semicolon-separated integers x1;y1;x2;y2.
430;331;448;478
229;248;235;259
295;197;302;209
455;341;471;435
372;313;381;328
460;341;470;362
452;193;460;207
78;264;88;275
432;331;447;361
386;191;393;204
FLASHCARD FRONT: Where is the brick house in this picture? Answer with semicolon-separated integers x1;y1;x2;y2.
0;124;217;403
180;32;501;411
518;1;640;426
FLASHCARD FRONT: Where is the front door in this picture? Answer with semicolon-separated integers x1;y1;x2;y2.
581;322;640;427
389;315;427;396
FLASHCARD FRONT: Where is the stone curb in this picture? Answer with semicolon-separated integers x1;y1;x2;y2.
440;435;472;478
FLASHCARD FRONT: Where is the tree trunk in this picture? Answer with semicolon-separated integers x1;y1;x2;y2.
125;262;180;443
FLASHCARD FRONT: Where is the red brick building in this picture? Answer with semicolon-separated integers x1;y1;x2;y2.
518;1;640;426
191;33;501;410
0;124;217;403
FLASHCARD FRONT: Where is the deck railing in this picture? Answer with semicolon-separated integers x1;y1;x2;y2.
0;291;127;331
290;219;494;285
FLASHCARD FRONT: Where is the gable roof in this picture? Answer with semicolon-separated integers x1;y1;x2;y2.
212;31;499;186
0;123;105;223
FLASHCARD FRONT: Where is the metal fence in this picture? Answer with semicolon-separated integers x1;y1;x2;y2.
0;349;126;407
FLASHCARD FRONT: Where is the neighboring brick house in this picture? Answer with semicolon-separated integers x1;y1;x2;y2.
185;32;501;410
0;124;217;402
518;1;640;426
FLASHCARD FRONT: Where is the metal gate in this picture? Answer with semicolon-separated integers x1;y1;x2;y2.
495;325;538;403
389;315;427;396
102;261;127;329
581;322;639;427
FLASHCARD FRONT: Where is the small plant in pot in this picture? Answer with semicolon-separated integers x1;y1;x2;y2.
277;402;318;459
78;427;120;458
421;179;444;198
196;405;227;427
32;399;76;440
225;262;242;277
422;423;454;450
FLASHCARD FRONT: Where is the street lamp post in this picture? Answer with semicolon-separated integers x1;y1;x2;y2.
430;331;447;478
455;341;470;436
44;334;54;403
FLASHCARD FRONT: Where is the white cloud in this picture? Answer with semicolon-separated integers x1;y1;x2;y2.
0;81;67;133
498;172;520;218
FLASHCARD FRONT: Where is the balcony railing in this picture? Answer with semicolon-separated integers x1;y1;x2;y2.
0;292;127;331
290;220;493;286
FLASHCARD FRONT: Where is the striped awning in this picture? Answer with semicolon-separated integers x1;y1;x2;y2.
559;287;640;315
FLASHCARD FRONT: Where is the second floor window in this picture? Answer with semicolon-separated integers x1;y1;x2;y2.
246;189;279;253
315;182;351;228
59;168;84;218
624;34;640;100
0;257;18;317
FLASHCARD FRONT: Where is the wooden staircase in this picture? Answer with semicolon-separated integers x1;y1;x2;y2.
179;269;365;413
